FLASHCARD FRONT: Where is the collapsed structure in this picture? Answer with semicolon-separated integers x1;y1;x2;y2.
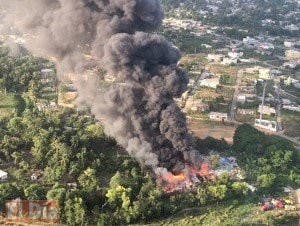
0;0;204;187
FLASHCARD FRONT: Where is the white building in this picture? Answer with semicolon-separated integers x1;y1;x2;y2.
258;105;276;115
283;105;300;112
284;41;295;48
284;76;299;87
0;170;8;181
259;43;274;50
255;119;277;132
209;112;228;122
243;36;258;46
259;68;272;80
237;108;255;115
237;94;246;104
222;57;238;65
228;51;243;59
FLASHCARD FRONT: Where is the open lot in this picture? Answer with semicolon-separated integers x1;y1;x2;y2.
188;119;237;144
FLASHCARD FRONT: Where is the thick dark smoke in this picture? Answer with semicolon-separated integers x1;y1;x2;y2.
0;0;197;174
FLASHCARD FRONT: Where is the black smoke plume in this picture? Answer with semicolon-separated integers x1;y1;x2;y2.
0;0;197;175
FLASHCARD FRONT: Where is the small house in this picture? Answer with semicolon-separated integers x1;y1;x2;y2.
237;94;246;104
31;171;43;181
209;112;228;122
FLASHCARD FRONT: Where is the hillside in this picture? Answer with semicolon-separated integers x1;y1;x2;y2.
0;0;299;225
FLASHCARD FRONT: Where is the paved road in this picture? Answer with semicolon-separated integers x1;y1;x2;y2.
274;80;283;131
180;69;204;109
230;70;243;121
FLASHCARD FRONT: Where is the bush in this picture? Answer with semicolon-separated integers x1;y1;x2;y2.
208;184;228;201
231;182;249;196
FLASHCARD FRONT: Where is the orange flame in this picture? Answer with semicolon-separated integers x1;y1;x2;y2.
158;162;214;194
163;173;186;183
190;162;210;177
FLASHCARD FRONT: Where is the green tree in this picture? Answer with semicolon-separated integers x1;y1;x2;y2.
24;184;46;200
257;174;276;189
78;168;99;192
0;183;22;210
64;197;86;225
231;182;249;196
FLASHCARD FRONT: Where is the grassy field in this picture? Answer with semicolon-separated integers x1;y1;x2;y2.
206;64;239;76
236;114;256;124
282;110;300;138
145;200;299;226
188;119;236;144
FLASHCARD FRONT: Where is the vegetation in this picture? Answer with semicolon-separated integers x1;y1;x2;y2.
281;110;300;138
232;124;299;192
219;74;236;86
0;15;299;223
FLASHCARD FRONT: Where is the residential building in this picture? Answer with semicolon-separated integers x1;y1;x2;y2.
259;68;272;80
255;119;277;132
209;112;228;122
258;105;276;115
286;49;300;60
237;94;246;104
285;24;299;31
284;76;300;87
283;105;300;112
222;57;238;65
237;108;255;115
228;51;243;59
243;36;258;46
259;43;274;50
284;41;295;48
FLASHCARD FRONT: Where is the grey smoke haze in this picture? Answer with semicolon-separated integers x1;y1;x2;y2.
0;0;195;173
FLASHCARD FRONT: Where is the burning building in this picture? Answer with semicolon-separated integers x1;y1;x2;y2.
0;0;208;190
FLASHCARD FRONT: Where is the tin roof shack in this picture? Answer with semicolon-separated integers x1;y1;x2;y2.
0;170;8;181
31;170;43;181
214;157;244;180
